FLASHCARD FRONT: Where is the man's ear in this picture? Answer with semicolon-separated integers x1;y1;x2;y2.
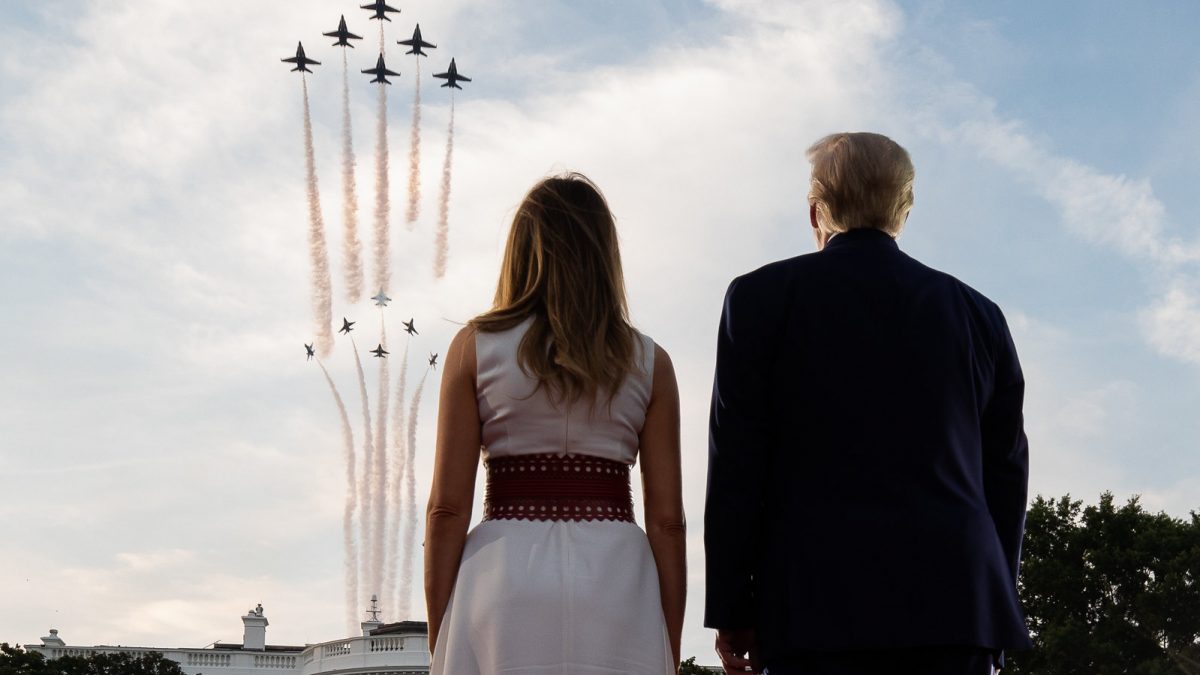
809;203;820;230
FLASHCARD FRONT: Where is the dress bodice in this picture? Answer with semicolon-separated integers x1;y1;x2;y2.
475;317;655;464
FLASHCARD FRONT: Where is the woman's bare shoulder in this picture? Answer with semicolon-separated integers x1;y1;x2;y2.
445;325;479;379
650;341;677;395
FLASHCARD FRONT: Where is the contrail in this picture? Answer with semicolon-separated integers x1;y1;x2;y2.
301;76;334;355
385;339;410;619
371;320;390;603
351;338;376;600
398;367;430;618
340;51;365;304
316;358;359;632
433;97;455;280
404;59;422;227
371;80;392;297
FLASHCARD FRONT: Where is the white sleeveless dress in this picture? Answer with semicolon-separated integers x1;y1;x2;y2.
431;318;674;675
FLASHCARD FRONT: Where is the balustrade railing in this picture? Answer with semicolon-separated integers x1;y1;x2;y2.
369;636;406;652
254;654;297;668
186;651;233;668
321;641;352;658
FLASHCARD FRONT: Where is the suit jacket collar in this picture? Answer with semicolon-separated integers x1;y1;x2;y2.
823;227;899;252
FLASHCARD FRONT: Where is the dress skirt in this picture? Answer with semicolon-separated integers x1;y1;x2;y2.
431;518;674;675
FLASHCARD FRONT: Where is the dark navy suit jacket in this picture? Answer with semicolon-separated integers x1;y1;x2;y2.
704;228;1032;661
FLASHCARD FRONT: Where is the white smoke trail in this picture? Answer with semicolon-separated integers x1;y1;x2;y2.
385;339;410;619
404;59;422;227
372;81;392;297
398;368;430;618
301;77;334;355
316;359;359;632
371;320;390;604
433;98;454;280
351;338;376;601
341;51;364;303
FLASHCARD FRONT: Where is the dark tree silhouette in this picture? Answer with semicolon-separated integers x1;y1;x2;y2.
1008;493;1200;675
679;655;720;674
0;644;184;675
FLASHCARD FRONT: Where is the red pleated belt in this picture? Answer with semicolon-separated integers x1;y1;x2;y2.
482;453;636;523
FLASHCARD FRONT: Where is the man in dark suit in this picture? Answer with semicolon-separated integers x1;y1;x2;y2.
704;132;1032;675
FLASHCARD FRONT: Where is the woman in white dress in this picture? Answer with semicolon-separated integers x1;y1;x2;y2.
425;173;686;674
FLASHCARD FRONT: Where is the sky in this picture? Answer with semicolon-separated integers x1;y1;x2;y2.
2;0;1199;665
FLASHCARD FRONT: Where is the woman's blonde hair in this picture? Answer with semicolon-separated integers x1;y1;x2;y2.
471;173;637;406
806;132;914;236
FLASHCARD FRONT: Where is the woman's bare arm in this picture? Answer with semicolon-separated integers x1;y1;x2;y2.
640;343;687;670
424;326;481;653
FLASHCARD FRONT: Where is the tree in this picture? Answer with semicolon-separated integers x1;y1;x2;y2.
1008;493;1200;675
0;644;184;675
679;655;719;674
0;644;53;675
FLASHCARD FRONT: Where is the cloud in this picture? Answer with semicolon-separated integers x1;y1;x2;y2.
951;116;1196;266
1142;280;1200;365
1053;380;1141;441
912;86;1200;368
116;549;197;573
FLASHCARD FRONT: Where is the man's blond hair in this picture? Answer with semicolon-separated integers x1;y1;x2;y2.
806;132;914;236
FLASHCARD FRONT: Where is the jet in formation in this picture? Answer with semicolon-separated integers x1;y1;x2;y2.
324;15;363;48
281;42;320;73
361;0;400;22
363;54;401;84
398;24;436;56
433;58;471;89
429;352;439;368
305;343;315;361
403;318;418;336
372;344;390;358
372;289;392;307
340;318;356;334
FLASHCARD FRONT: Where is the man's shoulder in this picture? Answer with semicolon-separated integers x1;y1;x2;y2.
720;254;813;315
729;252;817;290
908;254;1010;328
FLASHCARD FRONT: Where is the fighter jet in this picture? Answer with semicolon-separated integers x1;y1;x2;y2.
339;318;355;334
372;344;390;358
324;15;363;48
361;0;400;22
362;54;401;84
402;318;418;336
428;352;439;368
372;289;392;307
397;24;436;56
433;58;471;89
281;42;320;73
305;343;315;361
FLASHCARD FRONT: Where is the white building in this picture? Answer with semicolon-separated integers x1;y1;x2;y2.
25;599;430;675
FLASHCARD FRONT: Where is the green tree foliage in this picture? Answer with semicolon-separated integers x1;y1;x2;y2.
0;643;184;675
1008;493;1200;675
